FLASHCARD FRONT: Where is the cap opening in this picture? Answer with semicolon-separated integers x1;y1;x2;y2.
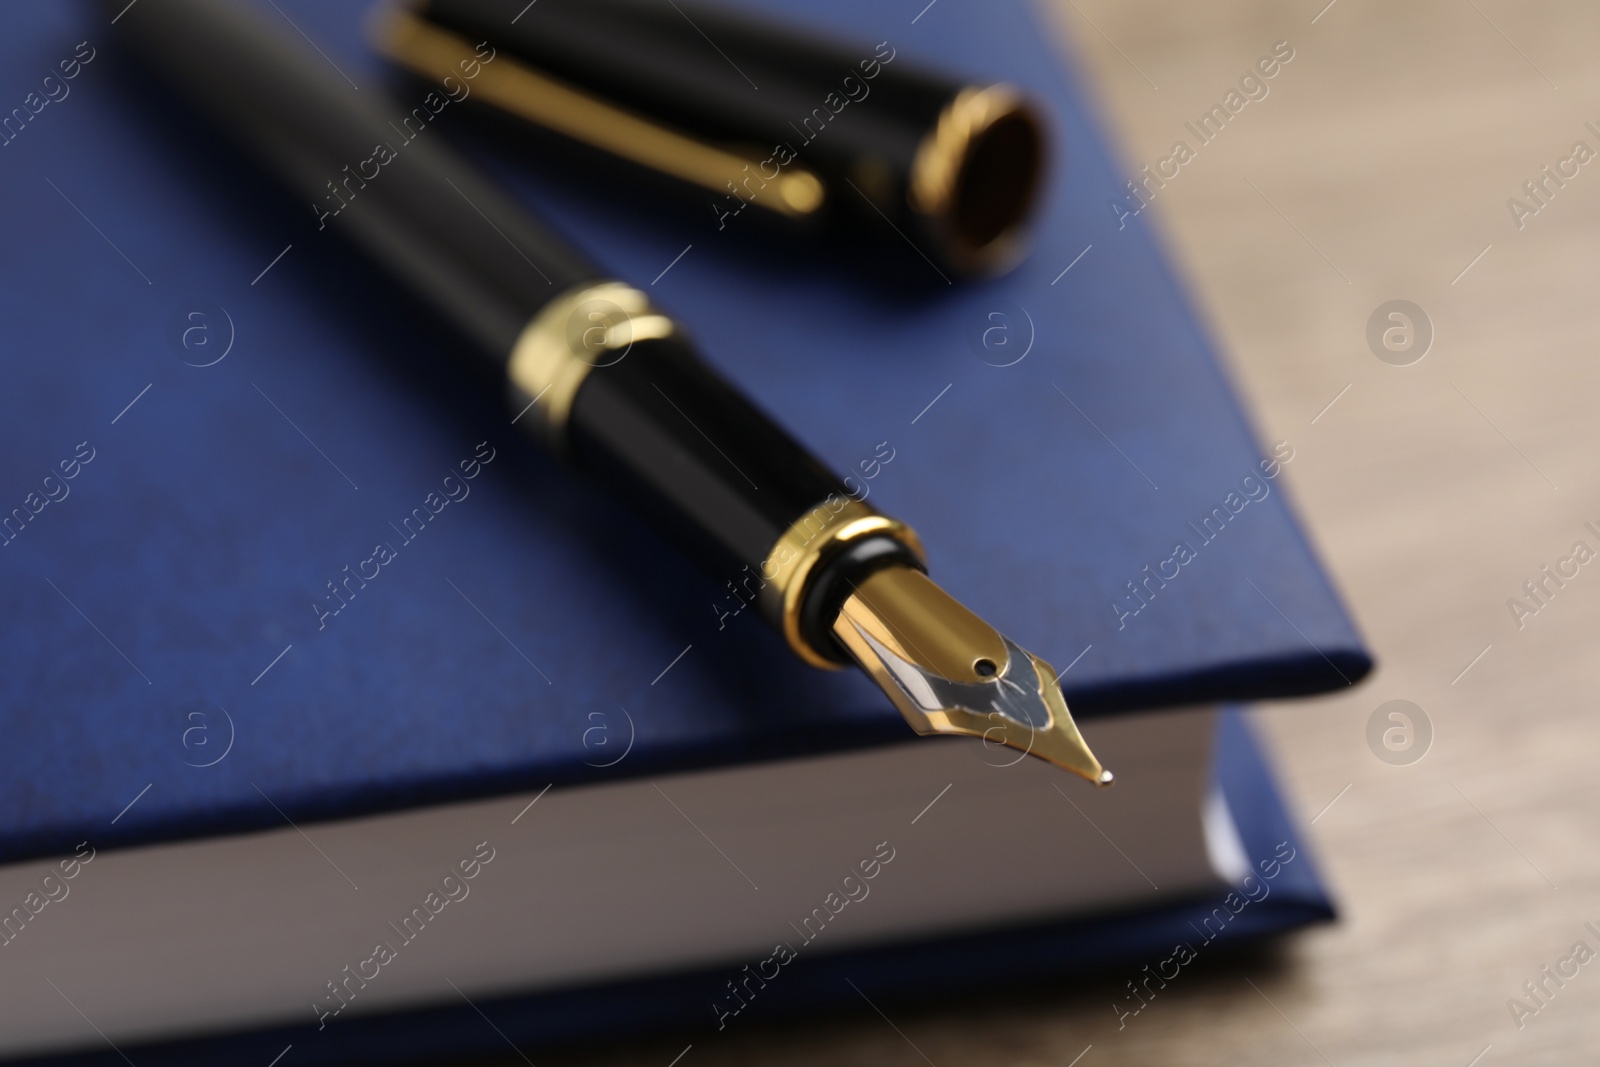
909;86;1047;275
952;108;1043;253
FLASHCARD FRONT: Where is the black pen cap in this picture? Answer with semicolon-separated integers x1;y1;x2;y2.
372;0;1049;279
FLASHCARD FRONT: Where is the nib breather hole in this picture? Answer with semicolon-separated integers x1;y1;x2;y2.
974;658;998;677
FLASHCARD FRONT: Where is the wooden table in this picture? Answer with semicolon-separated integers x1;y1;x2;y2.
513;2;1600;1063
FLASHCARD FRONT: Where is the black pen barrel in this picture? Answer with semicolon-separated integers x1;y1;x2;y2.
108;0;596;366
108;0;929;670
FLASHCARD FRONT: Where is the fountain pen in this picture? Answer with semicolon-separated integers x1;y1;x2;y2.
106;0;1110;785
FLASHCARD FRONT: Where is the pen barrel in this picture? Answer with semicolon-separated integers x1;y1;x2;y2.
109;0;597;367
111;0;929;668
569;334;840;572
508;293;924;667
382;0;1047;278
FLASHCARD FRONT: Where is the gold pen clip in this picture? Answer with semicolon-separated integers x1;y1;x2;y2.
371;6;826;219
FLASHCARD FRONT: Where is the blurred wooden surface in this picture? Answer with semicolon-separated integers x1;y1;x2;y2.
504;1;1600;1063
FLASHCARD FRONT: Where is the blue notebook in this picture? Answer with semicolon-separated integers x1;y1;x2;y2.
0;0;1366;1063
24;711;1332;1067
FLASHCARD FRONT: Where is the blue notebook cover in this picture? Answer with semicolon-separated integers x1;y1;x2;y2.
0;0;1362;1060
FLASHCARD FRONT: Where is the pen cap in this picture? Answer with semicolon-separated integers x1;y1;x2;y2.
374;0;1049;279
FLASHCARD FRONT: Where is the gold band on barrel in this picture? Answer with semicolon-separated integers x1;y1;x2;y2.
506;281;674;451
758;498;926;669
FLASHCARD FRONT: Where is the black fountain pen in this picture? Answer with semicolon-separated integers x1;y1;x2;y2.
108;0;1110;785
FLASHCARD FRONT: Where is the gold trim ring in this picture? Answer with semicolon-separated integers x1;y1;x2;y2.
758;498;926;669
908;84;1046;276
506;281;674;451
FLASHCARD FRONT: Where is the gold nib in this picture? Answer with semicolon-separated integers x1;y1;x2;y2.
831;565;1112;786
